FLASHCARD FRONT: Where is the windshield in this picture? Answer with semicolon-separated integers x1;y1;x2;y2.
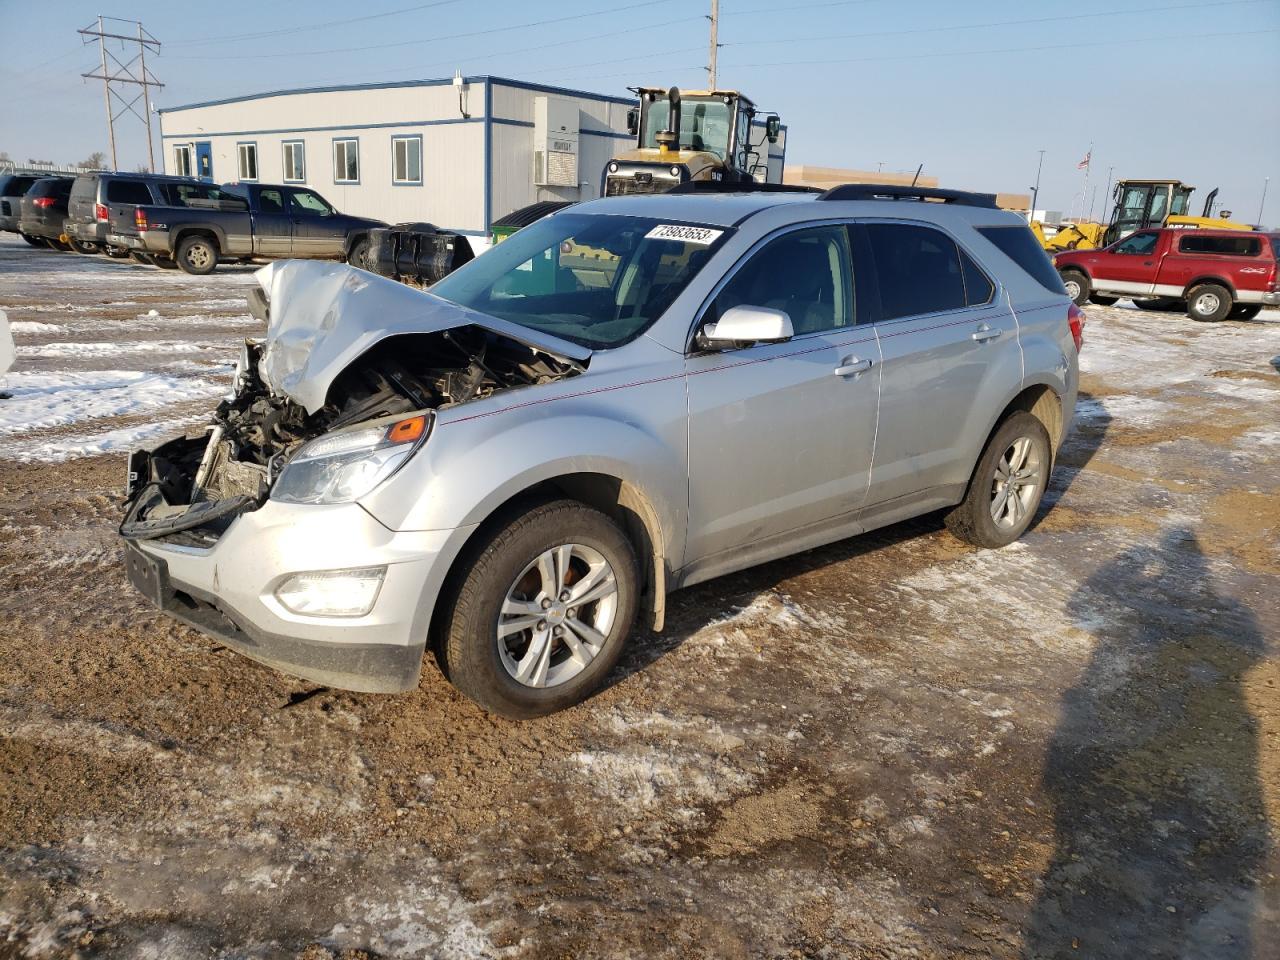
642;96;734;160
431;213;730;349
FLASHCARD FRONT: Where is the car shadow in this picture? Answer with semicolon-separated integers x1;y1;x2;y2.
1023;527;1270;958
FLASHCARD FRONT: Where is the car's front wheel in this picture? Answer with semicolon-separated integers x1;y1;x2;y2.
1059;269;1089;306
945;411;1052;549
68;238;99;255
437;500;639;719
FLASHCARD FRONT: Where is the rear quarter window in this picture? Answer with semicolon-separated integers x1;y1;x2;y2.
70;177;98;200
1176;234;1262;256
2;176;39;196
106;179;156;205
976;225;1066;294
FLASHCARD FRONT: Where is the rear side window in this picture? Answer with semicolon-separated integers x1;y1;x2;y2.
1177;234;1261;256
960;248;995;305
3;176;39;196
29;179;71;198
866;223;966;319
70;177;97;199
157;182;231;205
977;225;1066;294
106;179;154;205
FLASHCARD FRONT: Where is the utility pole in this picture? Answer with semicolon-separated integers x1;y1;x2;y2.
1258;177;1270;225
707;0;719;89
1029;149;1045;223
79;16;163;172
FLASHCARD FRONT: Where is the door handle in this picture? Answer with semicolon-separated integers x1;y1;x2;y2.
834;357;873;377
971;324;1003;343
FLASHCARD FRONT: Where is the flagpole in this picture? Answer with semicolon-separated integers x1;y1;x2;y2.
1081;142;1092;221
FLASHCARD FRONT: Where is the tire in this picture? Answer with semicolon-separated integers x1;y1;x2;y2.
347;237;371;271
104;245;131;259
437;500;639;719
68;238;99;255
1133;297;1183;312
1186;283;1232;322
175;234;218;275
20;233;42;247
1059;269;1089;306
1228;304;1261;321
945;411;1052;549
47;237;71;252
152;255;178;270
129;251;155;266
1089;294;1119;306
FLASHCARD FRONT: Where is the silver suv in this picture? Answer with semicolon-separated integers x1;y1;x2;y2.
121;185;1081;718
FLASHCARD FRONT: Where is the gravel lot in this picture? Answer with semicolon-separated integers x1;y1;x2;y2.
1;233;1277;959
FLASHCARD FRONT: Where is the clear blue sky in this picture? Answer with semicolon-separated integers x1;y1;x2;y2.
3;0;1278;222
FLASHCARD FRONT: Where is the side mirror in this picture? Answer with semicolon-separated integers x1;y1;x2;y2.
700;305;793;348
626;107;639;136
765;114;781;144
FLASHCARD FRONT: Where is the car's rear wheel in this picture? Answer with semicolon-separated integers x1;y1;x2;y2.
1133;297;1183;311
176;234;218;275
945;411;1051;549
47;237;71;252
104;245;131;259
152;255;178;270
129;251;155;266
1228;304;1261;320
68;238;99;255
437;500;639;719
1059;269;1089;306
1088;293;1119;306
20;233;42;247
1186;283;1232;322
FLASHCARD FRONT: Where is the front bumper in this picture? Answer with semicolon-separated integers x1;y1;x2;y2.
124;498;472;692
1262;292;1279;306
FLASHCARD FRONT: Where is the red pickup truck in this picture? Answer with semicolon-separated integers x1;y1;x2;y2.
1054;228;1280;321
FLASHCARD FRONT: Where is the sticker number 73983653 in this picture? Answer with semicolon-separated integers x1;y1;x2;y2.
644;224;724;245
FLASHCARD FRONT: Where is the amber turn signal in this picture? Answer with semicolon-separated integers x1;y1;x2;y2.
386;414;427;445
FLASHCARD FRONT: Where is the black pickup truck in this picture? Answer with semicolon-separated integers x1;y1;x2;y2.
121;182;387;275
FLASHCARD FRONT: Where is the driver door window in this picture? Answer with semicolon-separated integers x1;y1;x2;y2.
706;226;854;336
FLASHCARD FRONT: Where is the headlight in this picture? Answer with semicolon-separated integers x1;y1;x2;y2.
275;566;385;617
272;413;430;505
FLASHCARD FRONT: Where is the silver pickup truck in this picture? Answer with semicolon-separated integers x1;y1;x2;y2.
120;180;387;275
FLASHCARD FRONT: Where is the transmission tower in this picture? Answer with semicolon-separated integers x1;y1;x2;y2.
78;17;163;172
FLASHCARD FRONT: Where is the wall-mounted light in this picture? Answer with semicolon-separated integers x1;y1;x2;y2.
454;69;470;119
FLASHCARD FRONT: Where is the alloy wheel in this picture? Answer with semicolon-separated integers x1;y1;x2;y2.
497;543;619;689
990;436;1043;531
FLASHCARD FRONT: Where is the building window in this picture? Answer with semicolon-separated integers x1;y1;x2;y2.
391;135;422;185
334;138;359;184
237;142;258;181
282;140;306;183
174;143;193;177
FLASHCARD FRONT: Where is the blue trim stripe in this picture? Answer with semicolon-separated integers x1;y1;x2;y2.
158;74;635;115
483;79;493;235
162;117;480;139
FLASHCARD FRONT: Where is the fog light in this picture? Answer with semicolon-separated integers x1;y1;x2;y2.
275;566;386;617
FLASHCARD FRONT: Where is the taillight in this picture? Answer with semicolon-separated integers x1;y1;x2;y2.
95;202;109;221
32;197;56;209
134;207;148;230
1067;304;1085;351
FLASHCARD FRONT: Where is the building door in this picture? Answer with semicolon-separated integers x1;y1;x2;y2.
194;141;213;181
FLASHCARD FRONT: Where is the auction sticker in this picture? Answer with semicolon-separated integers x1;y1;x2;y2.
645;224;724;245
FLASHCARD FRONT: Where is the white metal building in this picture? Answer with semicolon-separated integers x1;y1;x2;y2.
158;76;788;240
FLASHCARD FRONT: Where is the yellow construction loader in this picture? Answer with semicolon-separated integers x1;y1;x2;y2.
1034;179;1253;252
603;86;782;196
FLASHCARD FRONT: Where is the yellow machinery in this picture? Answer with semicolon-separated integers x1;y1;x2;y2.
1034;179;1254;251
603;86;781;196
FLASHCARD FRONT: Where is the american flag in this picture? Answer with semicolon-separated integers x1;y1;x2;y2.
1077;151;1091;170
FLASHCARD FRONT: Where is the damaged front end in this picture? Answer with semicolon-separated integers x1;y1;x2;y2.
120;261;587;546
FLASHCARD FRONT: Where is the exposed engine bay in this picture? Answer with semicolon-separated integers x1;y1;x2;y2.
121;262;583;543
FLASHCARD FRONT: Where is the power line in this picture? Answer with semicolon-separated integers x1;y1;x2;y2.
164;0;682;61
718;26;1278;69
724;0;1271;48
168;0;466;47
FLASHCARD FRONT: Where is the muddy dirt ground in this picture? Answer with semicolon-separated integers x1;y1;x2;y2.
1;234;1277;959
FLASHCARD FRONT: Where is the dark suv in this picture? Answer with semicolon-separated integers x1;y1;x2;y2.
0;173;42;241
19;177;74;250
65;172;203;258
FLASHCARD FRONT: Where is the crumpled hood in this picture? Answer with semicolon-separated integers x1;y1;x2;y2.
254;260;591;414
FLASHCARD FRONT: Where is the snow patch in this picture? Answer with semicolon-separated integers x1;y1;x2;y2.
9;321;65;333
17;339;218;358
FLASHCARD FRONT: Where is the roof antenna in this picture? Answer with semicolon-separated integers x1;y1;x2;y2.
910;163;923;187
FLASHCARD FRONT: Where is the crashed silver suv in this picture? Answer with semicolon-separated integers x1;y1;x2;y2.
121;185;1081;718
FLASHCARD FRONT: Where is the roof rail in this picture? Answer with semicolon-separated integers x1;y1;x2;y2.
666;180;821;195
819;183;999;208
